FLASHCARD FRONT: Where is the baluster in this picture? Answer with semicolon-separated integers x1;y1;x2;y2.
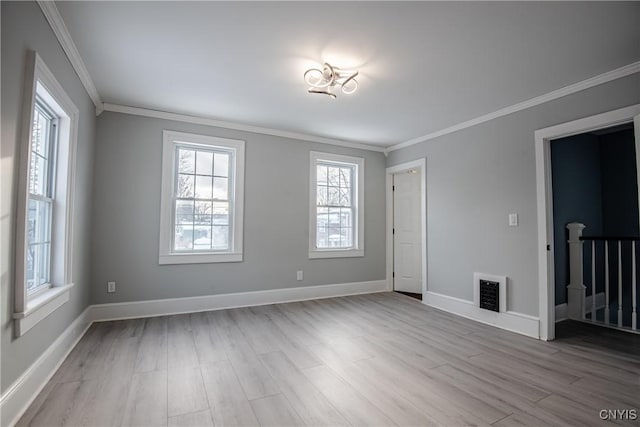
618;240;623;328
591;240;596;321
605;241;610;324
633;241;637;331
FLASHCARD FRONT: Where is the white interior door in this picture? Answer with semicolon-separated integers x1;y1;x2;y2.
393;171;422;293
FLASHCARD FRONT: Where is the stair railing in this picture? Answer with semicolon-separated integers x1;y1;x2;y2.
566;222;638;331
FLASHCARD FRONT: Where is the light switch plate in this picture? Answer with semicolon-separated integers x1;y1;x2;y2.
508;213;518;227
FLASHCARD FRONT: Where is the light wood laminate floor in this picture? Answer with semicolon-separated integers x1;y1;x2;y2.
18;292;640;426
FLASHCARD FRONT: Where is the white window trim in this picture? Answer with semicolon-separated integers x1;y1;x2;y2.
159;130;245;264
14;51;78;336
309;151;364;259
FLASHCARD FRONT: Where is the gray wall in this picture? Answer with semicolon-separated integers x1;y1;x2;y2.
1;2;96;392
91;112;386;304
387;74;640;316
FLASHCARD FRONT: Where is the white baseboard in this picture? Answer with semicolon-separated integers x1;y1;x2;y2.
423;291;540;338
0;307;92;427
90;280;388;322
555;292;606;323
554;303;568;323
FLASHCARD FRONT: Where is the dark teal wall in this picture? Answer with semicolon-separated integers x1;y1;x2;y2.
599;129;639;324
600;129;639;236
551;134;603;305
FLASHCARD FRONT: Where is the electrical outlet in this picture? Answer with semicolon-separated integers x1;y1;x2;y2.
508;213;518;227
107;281;116;293
296;270;303;281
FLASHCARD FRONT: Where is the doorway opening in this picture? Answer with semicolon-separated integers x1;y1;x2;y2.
386;159;427;301
551;123;639;327
535;104;640;340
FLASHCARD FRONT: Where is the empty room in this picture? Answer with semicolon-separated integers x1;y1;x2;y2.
2;1;640;426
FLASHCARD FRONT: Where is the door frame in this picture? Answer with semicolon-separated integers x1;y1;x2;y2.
386;159;427;300
535;104;640;341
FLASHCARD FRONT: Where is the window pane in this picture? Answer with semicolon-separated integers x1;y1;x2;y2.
328;207;342;248
196;151;213;176
339;167;352;188
213;177;228;200
176;200;194;216
26;198;52;292
195;215;212;225
214;152;229;177
195;175;212;199
328;187;340;205
328;231;341;247
27;243;50;292
178;149;195;173
316;207;328;229
193;225;212;250
317;225;328;248
31;108;44;153
316;186;328;206
212;202;229;225
29;154;49;196
26;245;35;289
175;225;193;250
327;167;340;186
317;165;328;186
32;106;51;157
341;228;353;247
28;198;51;245
212;226;229;249
29;103;55;199
194;201;212;224
339;188;351;206
340;208;353;228
176;213;193;225
175;199;194;225
38;242;51;286
177;174;195;198
195;200;212;215
328;207;341;229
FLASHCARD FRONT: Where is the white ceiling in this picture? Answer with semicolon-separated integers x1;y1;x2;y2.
56;1;640;148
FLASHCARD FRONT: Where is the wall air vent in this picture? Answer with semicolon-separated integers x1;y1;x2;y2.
479;280;499;312
473;273;507;313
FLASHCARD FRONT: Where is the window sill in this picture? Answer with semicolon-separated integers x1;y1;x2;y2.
13;283;74;337
309;249;364;259
159;252;243;265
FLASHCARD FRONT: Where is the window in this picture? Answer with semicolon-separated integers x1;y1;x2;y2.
159;131;245;264
14;51;78;336
309;152;364;258
27;99;57;295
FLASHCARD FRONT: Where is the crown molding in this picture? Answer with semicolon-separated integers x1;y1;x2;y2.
37;1;102;112
102;103;387;153
387;61;640;152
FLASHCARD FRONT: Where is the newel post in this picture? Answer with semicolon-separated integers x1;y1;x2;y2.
566;223;586;320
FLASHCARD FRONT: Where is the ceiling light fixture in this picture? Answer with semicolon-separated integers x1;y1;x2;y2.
304;63;358;99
